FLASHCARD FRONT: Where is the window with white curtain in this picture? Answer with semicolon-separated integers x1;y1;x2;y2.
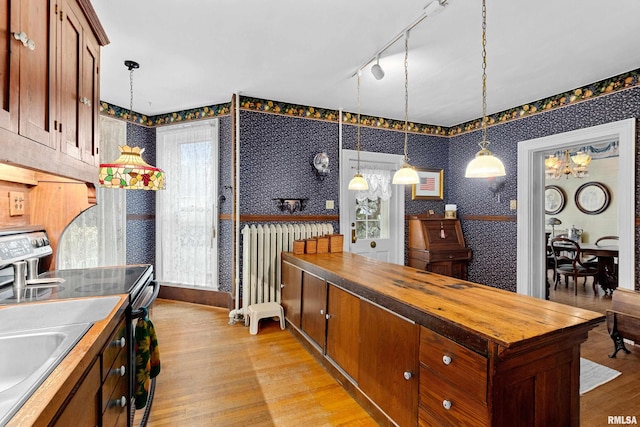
155;119;219;289
57;116;127;269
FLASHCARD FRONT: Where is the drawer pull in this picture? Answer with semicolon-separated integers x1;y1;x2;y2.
442;399;452;410
111;396;127;408
112;365;126;377
442;355;452;365
112;337;126;348
403;371;413;380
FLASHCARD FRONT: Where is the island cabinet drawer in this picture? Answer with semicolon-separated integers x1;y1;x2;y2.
419;326;487;403
102;319;128;381
419;369;489;427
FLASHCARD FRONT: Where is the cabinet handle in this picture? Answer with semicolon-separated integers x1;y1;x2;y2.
112;337;126;348
325;313;331;320
111;365;126;377
442;355;452;365
320;309;324;315
80;96;91;106
403;371;413;380
442;399;452;410
13;32;36;50
280;283;285;289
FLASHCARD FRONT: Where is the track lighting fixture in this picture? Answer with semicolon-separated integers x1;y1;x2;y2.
371;54;385;80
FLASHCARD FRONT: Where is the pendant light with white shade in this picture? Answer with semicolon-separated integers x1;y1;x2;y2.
348;71;369;191
392;30;420;185
464;0;506;179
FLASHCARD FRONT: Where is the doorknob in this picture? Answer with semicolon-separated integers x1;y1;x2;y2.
370;241;376;248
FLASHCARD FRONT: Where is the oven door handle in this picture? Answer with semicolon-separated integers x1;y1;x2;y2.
131;280;160;320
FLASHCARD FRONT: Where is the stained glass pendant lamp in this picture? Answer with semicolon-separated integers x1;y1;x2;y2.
392;31;420;185
464;0;506;179
99;60;165;190
348;71;369;191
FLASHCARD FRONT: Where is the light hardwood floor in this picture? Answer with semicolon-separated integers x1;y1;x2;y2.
142;281;639;426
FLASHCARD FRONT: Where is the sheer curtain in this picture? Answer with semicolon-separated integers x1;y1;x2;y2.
156;119;219;289
57;116;127;268
355;168;393;202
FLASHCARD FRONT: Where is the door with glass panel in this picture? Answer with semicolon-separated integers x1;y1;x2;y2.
156;119;219;289
340;150;404;264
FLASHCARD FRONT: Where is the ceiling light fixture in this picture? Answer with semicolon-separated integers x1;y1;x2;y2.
350;0;451;79
371;54;385;80
99;60;165;190
545;149;591;180
348;71;369;191
392;31;420;185
464;0;506;179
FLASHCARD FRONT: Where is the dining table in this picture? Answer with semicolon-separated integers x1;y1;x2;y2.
578;243;619;293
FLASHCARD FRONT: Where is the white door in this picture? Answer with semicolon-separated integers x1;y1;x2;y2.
156;119;219;289
340;150;404;264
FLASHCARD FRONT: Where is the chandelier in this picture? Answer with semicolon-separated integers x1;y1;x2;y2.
545;149;591;180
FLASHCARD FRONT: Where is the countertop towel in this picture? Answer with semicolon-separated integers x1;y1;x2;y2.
135;315;161;410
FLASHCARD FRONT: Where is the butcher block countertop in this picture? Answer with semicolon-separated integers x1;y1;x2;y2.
282;252;604;354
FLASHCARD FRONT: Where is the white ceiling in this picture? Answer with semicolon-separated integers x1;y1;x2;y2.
92;0;640;127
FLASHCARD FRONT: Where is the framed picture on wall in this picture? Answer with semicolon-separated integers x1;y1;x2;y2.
575;181;610;215
544;185;565;215
412;168;444;200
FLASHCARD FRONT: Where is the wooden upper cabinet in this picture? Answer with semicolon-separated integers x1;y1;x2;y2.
0;0;107;182
0;0;19;132
0;0;56;147
57;0;100;165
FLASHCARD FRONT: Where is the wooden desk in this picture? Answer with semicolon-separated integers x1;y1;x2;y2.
580;244;619;293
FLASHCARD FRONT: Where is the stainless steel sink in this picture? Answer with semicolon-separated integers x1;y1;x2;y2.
0;296;122;332
0;323;91;425
0;296;122;425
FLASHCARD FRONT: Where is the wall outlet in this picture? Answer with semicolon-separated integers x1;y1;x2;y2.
509;199;517;210
9;191;25;216
325;200;334;210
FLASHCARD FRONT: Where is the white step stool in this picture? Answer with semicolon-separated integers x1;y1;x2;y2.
245;302;285;335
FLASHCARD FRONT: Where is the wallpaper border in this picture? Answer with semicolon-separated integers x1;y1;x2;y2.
99;67;640;136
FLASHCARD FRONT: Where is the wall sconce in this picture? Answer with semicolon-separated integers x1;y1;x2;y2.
273;198;308;214
312;152;330;181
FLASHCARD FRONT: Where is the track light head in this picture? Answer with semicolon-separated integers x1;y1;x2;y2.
371;55;385;80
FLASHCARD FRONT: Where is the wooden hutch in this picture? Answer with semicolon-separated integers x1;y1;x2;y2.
408;213;472;279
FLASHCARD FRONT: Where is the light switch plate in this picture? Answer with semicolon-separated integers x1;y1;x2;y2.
509;199;517;210
325;200;334;210
9;191;25;216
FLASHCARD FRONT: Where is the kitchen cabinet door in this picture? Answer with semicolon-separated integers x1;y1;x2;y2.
300;271;326;350
326;284;360;382
359;300;420;427
17;0;55;147
58;0;100;166
0;0;19;132
52;356;101;426
281;261;302;328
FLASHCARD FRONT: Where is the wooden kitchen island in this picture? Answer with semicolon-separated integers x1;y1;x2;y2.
281;252;604;427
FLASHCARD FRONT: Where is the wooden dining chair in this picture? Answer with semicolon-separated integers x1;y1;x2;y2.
550;237;600;295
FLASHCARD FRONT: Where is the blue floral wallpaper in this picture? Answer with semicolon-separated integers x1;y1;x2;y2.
106;67;640;297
